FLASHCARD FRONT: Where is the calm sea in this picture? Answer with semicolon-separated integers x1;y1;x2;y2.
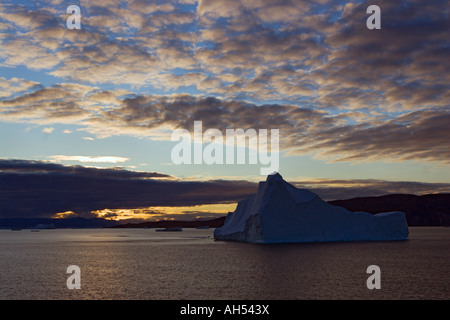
0;227;448;300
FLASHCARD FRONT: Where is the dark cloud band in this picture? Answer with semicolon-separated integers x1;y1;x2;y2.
1;159;448;219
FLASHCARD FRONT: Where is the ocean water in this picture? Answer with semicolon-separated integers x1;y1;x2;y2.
0;227;448;300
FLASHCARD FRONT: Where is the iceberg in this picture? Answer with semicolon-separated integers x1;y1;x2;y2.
214;173;409;243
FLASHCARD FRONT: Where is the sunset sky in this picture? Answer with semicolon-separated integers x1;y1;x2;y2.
0;0;449;221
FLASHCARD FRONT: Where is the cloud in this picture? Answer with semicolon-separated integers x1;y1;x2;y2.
1;82;449;165
0;77;41;98
197;0;244;18
42;127;54;133
49;41;161;85
0;1;448;166
0;33;62;70
0;3;59;30
318;0;450;111
292;178;450;201
48;155;130;163
0;159;448;219
0;82;96;124
0;159;172;178
291;107;450;164
0;159;255;218
0;0;447;111
81;95;450;164
91;203;236;222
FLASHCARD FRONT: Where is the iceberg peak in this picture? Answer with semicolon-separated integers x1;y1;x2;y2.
266;172;283;182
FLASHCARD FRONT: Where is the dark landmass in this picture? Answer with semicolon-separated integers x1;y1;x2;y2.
111;217;226;229
0;217;119;229
1;193;448;229
329;193;450;226
0;216;226;229
114;193;450;228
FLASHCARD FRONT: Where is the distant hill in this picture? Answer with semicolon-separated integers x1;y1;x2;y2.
0;216;226;229
0;217;119;229
329;194;450;226
115;193;450;228
112;217;226;229
1;193;448;229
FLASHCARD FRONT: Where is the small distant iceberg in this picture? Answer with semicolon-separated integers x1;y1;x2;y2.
155;227;183;232
214;173;409;243
31;223;55;230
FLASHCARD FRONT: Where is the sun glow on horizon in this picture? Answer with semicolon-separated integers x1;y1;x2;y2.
89;203;237;222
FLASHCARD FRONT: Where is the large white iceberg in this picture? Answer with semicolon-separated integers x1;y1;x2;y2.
214;173;409;243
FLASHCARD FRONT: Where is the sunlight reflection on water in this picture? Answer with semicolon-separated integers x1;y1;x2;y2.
0;227;448;299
